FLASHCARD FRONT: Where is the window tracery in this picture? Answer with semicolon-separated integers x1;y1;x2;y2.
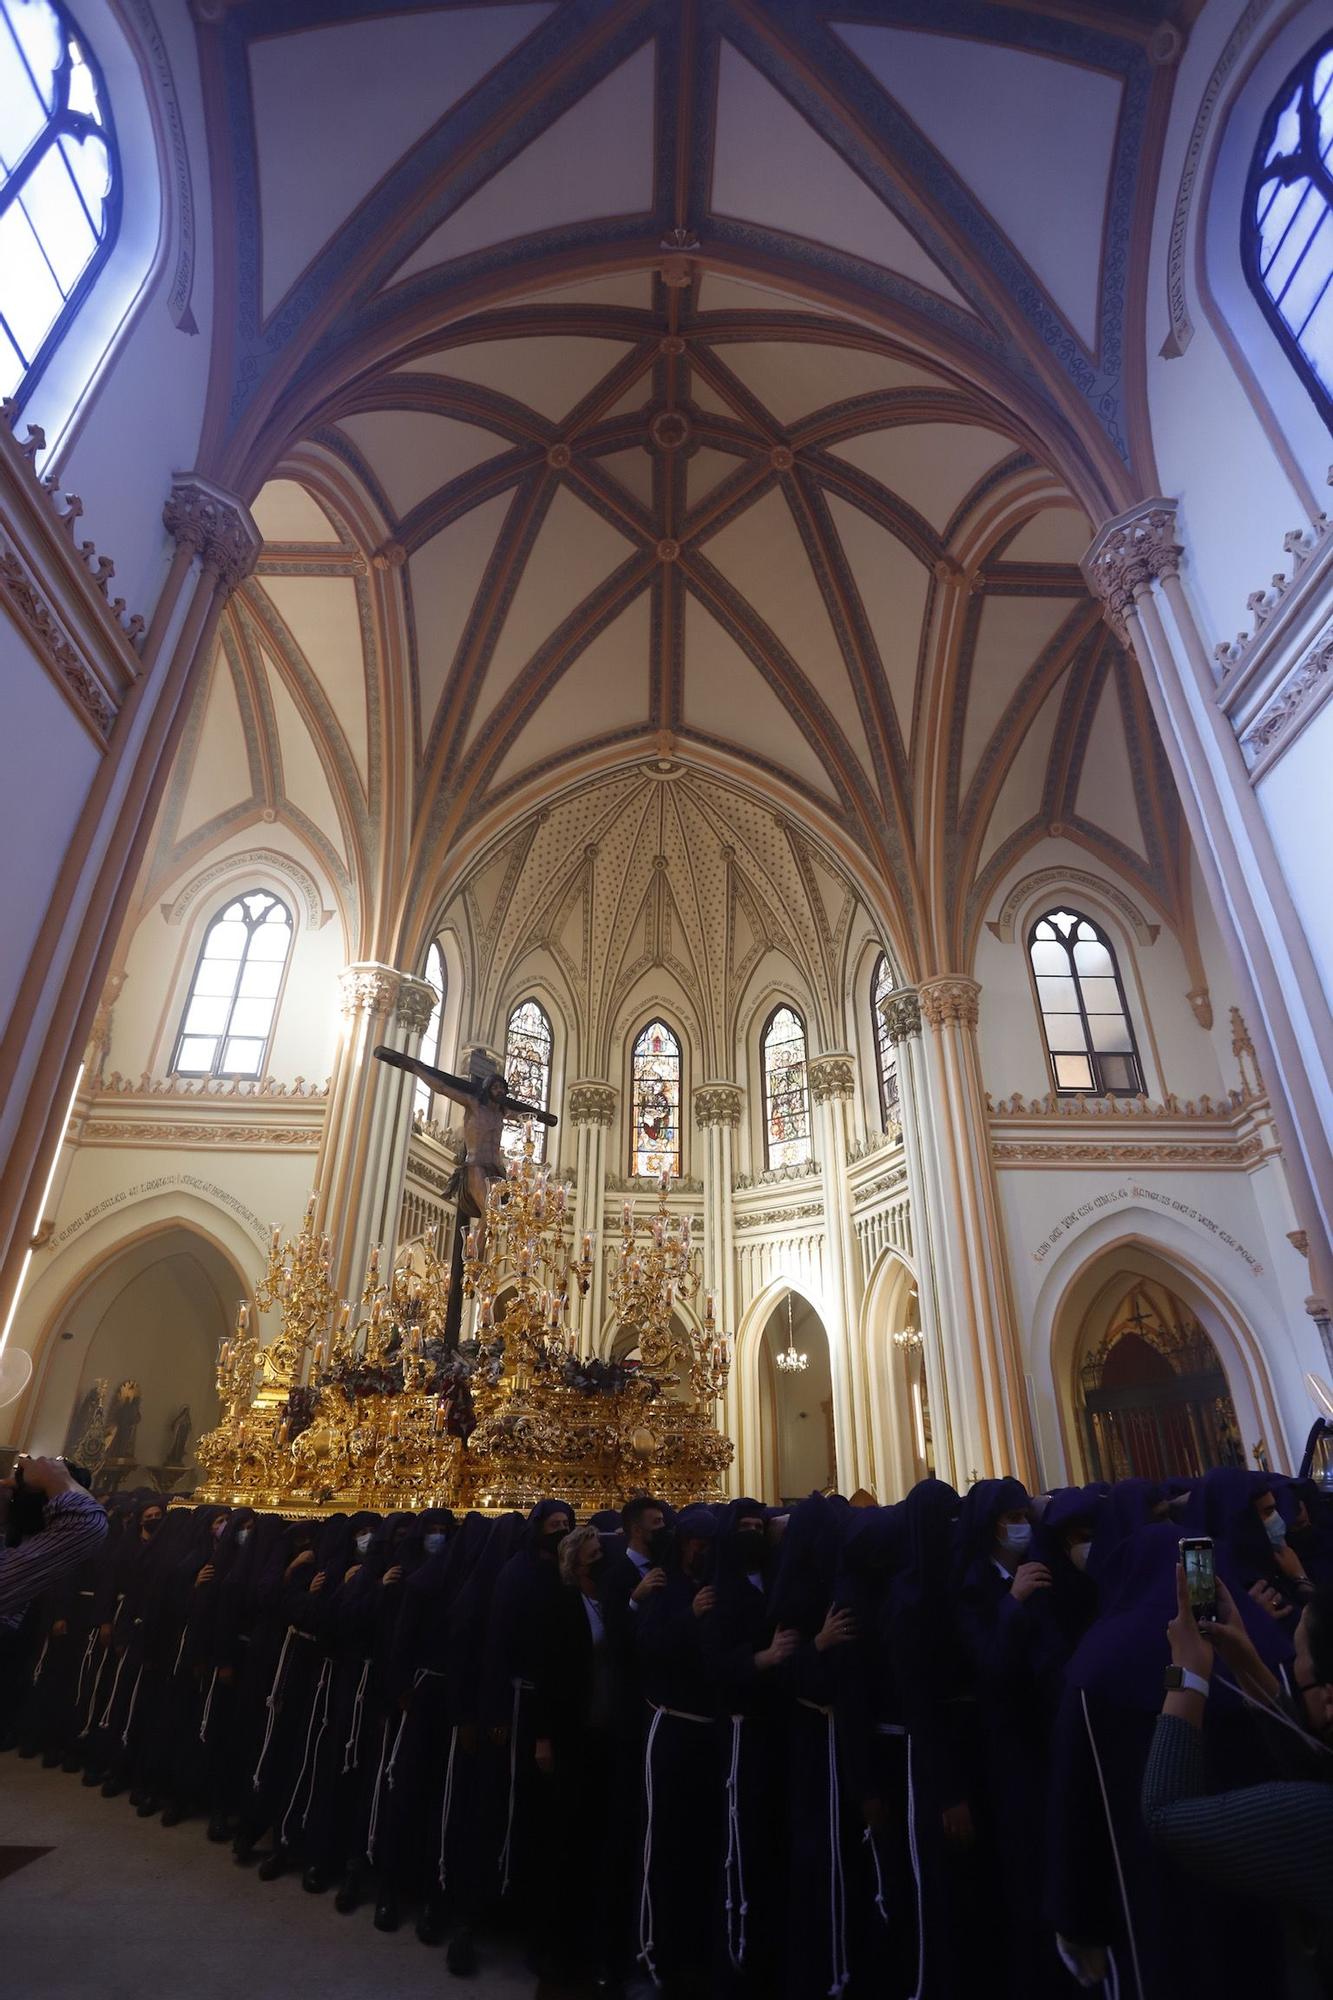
871;954;899;1126
413;942;445;1122
0;0;119;403
629;1019;681;1179
762;1005;811;1168
1028;908;1143;1096
172;891;292;1079
1243;34;1333;427
501;997;553;1161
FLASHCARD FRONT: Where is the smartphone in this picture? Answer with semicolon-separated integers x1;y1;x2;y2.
1179;1537;1217;1623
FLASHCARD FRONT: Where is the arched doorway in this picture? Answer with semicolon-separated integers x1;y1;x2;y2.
759;1292;835;1505
27;1227;236;1487
1077;1279;1245;1483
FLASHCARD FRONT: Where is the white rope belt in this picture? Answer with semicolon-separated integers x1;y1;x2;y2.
497;1677;534;1896
723;1714;749;1969
252;1625;296;1791
437;1723;460;1892
341;1659;371;1776
199;1668;220;1745
280;1657;332;1847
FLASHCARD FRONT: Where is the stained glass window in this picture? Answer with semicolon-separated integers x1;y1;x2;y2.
629;1019;681;1179
172;891;292;1078
501;997;553;1161
0;0;119;403
871;954;899;1126
413;942;445;1122
762;1005;810;1168
1243;34;1333;429
1029;908;1143;1097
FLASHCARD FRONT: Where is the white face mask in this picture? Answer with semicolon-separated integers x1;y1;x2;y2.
999;1522;1033;1557
1263;1513;1287;1547
1068;1540;1092;1572
423;1532;446;1556
237;1527;252;1546
354;1531;373;1556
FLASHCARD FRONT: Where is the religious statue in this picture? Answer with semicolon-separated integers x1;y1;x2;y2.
374;1046;558;1232
164;1403;192;1467
67;1377;109;1472
105;1379;142;1462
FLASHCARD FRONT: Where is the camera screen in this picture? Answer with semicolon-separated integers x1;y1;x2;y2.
1183;1542;1215;1614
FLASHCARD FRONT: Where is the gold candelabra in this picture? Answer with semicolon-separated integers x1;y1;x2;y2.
461;1124;592;1373
607;1173;731;1402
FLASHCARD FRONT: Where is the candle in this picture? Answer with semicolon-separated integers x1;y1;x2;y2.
704;1291;716;1326
389;1410;401;1439
433;1400;446;1434
369;1242;381;1274
219;1341;231;1372
581;1232;592;1262
312;1340;324;1372
277;1421;289;1446
305;1192;318;1221
320;1234;331;1259
336;1301;350;1331
370;1297;383;1325
480;1295;494;1329
270;1224;282;1253
622;1201;632;1233
237;1301;249;1331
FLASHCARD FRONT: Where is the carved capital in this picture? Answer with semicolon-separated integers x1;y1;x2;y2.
395;974;439;1036
879;990;922;1043
338;963;401;1019
1082;499;1183;639
919;977;980;1031
693;1081;744;1128
807;1053;856;1103
163;475;261;595
567;1080;618;1126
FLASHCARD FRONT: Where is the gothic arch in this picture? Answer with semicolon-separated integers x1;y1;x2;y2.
860;1247;921;1500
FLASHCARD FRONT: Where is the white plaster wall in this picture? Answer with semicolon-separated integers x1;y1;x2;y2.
1254;698;1333;1006
1143;0;1330;645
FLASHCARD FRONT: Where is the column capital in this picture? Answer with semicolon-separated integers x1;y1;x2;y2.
163;474;262;595
880;990;922;1042
919;977;981;1032
338;962;402;1019
394;974;438;1035
567;1079;618;1126
807;1052;856;1103
1081;498;1182;640
693;1080;744;1127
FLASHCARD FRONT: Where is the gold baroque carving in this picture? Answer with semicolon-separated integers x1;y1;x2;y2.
919;978;980;1030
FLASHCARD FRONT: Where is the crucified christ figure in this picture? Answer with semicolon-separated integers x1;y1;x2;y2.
374;1046;558;1234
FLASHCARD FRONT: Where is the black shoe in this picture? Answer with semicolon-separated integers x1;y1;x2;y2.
416;1897;447;1946
161;1805;184;1828
61;1754;84;1775
232;1840;258;1868
447;1928;477;1977
334;1867;362;1914
100;1778;125;1799
81;1767;104;1787
257;1847;290;1882
206;1812;231;1844
41;1749;62;1769
134;1795;160;1819
302;1864;331;1895
17;1742;39;1759
373;1895;400;1934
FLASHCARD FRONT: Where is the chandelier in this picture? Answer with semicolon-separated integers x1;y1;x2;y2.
607;1172;731;1401
775;1292;809;1375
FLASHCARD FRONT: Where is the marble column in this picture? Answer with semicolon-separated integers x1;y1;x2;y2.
315;964;438;1298
807;1052;865;1495
915;978;1037;1486
881;989;957;1487
694;1082;743;1488
566;1080;618;1353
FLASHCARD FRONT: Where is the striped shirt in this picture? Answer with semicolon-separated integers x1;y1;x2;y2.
0;1486;108;1622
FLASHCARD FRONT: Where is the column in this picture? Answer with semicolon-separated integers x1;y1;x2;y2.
807;1052;865;1496
881;989;957;1488
915;978;1037;1486
693;1082;744;1332
566;1080;618;1353
315;964;437;1298
1084;501;1333;1311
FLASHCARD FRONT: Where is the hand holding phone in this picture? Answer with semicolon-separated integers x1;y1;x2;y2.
1178;1537;1217;1624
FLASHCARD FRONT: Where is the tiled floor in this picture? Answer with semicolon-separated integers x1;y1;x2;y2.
0;1751;540;1998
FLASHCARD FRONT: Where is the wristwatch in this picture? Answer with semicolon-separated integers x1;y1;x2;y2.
1164;1665;1210;1698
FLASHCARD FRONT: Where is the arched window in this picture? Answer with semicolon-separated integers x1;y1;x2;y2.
1028;908;1143;1096
501;998;553;1161
629;1019;681;1179
172;891;292;1078
871;953;899;1126
1243;33;1333;428
762;1005;811;1168
0;0;120;404
413;942;445;1123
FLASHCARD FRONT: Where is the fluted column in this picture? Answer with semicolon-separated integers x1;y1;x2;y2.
1084;500;1333;1313
915;978;1036;1485
808;1052;864;1495
693;1081;744;1489
566;1080;617;1353
881;989;956;1487
314;965;438;1297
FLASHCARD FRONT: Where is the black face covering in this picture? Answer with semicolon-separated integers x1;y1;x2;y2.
540;1528;568;1557
734;1529;766;1568
141;1517;162;1537
648;1527;675;1568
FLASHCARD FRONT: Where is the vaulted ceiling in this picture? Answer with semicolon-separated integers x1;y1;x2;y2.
150;0;1198;986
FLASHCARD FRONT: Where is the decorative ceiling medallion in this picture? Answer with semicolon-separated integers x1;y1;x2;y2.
659;335;685;357
650;409;691;452
546;443;572;470
657;538;680;562
770;445;794;472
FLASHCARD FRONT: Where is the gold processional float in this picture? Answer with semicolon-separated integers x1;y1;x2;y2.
194;1128;734;1515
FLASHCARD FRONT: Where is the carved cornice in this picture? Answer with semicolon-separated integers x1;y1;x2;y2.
734;1200;825;1233
1082;500;1182;640
0;545;115;742
395;975;439;1036
1213;518;1333;685
733;1160;819;1190
846;1129;901;1165
567;1080;618;1126
987;1089;1243;1121
993;1138;1262;1168
98;1071;328;1100
1240;621;1333;773
693;1081;744;1128
81;1120;320;1149
851;1170;909;1208
338;964;401;1018
604;1172;703;1194
919;978;981;1031
808;1052;856;1103
879;991;922;1042
163;474;261;595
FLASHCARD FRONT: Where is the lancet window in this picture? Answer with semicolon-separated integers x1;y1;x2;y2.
762;1005;811;1168
1244;34;1333;428
629;1019;681;1179
501;997;553;1161
413;942;445;1122
871;954;899;1126
172;892;292;1079
1028;908;1143;1096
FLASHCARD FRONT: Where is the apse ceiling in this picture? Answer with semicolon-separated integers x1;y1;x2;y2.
158;0;1196;983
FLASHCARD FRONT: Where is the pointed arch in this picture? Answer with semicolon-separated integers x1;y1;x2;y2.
501;995;554;1160
761;1004;810;1168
